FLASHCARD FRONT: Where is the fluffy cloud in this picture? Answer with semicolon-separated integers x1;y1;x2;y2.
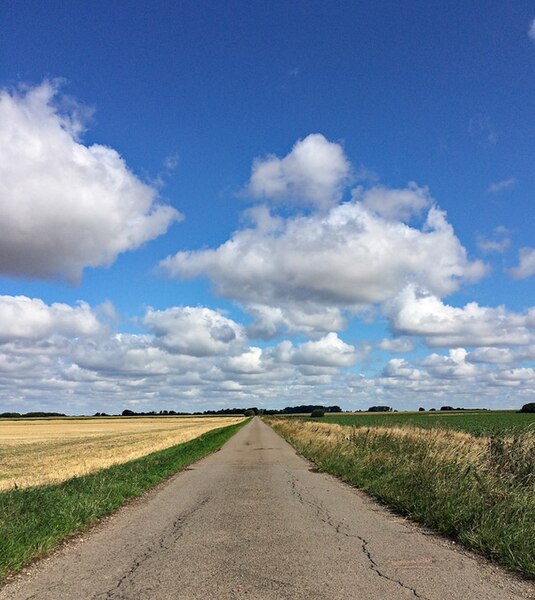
382;358;422;380
355;182;431;221
509;247;535;280
466;347;514;364
420;348;477;379
286;332;358;367
143;306;245;357
388;286;535;347
161;196;486;336
246;134;351;210
0;81;180;282
0;295;105;343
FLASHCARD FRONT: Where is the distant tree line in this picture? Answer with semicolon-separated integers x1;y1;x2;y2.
118;405;342;417
261;405;342;415
0;412;66;418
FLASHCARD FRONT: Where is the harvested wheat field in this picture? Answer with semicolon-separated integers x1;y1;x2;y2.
0;416;245;490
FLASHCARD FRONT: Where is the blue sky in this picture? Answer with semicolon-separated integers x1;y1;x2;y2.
1;1;535;413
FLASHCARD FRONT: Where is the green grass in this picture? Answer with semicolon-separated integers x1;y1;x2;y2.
316;410;535;436
0;419;247;581
270;417;535;578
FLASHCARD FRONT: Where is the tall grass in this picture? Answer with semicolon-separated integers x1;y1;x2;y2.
0;419;247;581
268;418;535;578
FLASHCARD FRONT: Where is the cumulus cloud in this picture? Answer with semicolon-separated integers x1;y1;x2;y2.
287;332;358;367
0;81;180;282
355;182;431;221
143;306;245;357
509;247;535;280
161;196;486;336
382;358;422;380
388;285;535;347
0;295;106;343
246;134;351;210
466;347;514;364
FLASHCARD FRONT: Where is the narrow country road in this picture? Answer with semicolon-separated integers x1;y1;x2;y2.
2;418;534;600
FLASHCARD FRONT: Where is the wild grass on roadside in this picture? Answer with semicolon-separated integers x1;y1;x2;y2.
0;419;247;581
268;418;535;579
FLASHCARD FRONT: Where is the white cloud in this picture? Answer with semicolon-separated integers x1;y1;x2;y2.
487;178;516;194
355;182;431;221
0;295;106;343
496;367;535;382
223;347;265;374
0;81;180;282
245;303;347;339
529;19;535;42
288;332;358;367
161;197;486;336
382;358;422;380
509;247;535;280
246;134;351;210
477;226;510;254
466;347;514;364
143;306;245;357
388;285;534;347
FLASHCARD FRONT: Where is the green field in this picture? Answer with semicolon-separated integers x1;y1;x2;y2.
316;410;535;436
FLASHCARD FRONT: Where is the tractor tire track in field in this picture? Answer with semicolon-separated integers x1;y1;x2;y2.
1;418;534;599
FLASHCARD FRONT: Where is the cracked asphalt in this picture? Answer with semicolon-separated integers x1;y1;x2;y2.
2;417;534;599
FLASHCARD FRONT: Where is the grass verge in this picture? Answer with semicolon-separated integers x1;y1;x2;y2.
0;419;248;581
267;417;535;579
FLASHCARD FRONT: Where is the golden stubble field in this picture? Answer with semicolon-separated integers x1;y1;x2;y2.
0;416;245;490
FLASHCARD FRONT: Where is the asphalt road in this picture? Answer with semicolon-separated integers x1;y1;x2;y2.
2;417;534;599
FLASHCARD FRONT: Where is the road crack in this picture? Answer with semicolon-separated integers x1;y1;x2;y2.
288;471;430;599
102;496;211;599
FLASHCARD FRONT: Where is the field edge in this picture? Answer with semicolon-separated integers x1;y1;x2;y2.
0;418;249;583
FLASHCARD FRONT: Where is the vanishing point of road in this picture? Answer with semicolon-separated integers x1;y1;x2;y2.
2;418;534;600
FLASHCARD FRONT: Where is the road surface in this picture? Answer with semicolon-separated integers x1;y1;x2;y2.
1;417;534;599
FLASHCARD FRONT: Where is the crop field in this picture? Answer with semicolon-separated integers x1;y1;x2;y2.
0;416;245;490
317;410;535;436
269;416;535;577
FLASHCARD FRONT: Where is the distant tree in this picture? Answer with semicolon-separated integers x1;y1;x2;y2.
368;406;392;413
24;412;66;417
418;407;425;412
519;402;535;413
311;408;325;418
440;406;454;411
429;408;436;411
244;409;255;417
122;409;136;416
